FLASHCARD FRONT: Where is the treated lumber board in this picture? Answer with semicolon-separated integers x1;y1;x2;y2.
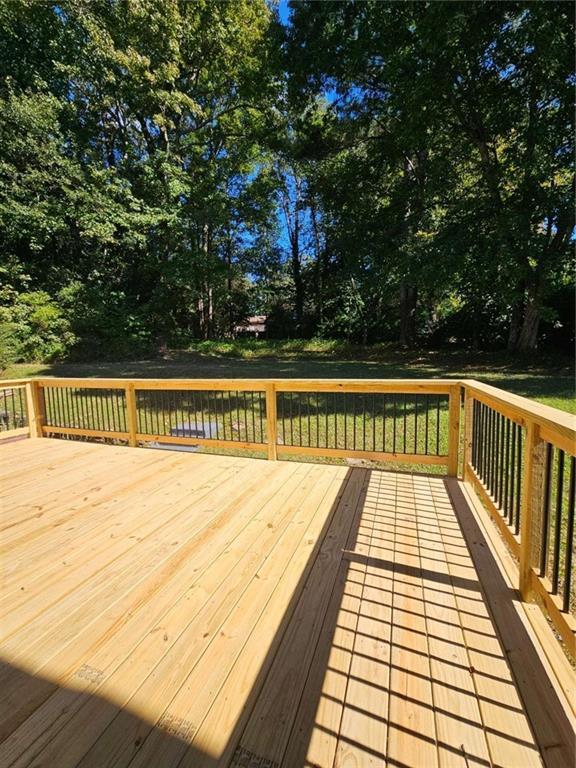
277;444;448;465
1;448;231;576
0;456;264;744
174;469;367;768
451;480;575;768
0;462;309;764
277;473;372;768
0;454;238;628
0;427;29;440
334;472;400;766
0;454;274;667
12;464;331;768
465;471;576;712
385;474;439;768
230;469;370;767
0;447;207;566
74;465;341;768
438;480;542;767
414;476;491;768
0;441;101;489
1;459;288;685
464;381;575;451
34;377;456;393
0;447;189;548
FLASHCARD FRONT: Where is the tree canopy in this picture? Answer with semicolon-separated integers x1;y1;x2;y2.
0;0;573;362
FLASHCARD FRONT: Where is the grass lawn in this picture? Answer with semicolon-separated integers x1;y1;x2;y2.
4;340;574;413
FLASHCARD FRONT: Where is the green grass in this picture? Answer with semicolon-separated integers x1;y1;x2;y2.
4;341;574;413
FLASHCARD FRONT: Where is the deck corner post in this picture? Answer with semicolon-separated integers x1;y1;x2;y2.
125;382;138;448
265;382;278;460
519;419;545;601
462;386;473;482
25;380;45;438
447;384;462;477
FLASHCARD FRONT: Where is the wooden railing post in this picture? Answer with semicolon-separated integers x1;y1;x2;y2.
25;381;44;438
519;420;545;600
125;383;138;448
265;383;278;461
447;384;461;477
462;387;473;482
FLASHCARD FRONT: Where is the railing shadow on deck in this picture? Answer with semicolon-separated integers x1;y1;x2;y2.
447;478;575;768
0;461;572;767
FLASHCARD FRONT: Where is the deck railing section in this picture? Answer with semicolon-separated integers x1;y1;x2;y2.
24;378;458;467
2;375;574;655
0;380;31;439
464;380;575;655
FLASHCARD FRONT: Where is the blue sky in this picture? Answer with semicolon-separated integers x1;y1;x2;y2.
277;0;291;26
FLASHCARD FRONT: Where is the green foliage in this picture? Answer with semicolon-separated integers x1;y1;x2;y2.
0;1;572;359
0;291;75;362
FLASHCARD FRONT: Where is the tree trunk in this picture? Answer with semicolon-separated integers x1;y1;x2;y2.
507;297;524;351
291;209;304;333
399;283;417;347
226;237;234;337
515;287;541;352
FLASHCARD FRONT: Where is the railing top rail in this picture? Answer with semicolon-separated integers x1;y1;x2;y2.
15;377;459;393
0;379;31;387
465;379;575;452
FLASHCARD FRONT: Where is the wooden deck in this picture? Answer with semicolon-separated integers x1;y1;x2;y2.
0;439;572;767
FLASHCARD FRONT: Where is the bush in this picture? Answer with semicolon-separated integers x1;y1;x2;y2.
0;322;20;372
0;291;75;362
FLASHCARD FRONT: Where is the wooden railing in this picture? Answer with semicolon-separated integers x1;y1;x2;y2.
0;380;33;439
1;375;574;655
18;377;459;469
463;380;575;656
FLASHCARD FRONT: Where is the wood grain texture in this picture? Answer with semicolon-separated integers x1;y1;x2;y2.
0;438;564;768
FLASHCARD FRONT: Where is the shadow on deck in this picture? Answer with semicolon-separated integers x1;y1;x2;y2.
0;439;573;767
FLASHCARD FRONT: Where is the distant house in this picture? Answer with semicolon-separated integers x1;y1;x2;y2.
235;315;267;338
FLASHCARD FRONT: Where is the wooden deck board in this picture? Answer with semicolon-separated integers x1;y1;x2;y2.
0;438;566;767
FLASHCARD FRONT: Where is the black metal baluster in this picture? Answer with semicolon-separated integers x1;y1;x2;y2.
414;395;419;454
477;404;484;477
435;396;440;455
344;393;348;449
382;394;387;453
508;421;517;526
403;394;407;454
514;428;522;534
334;392;337;449
352;394;356;451
58;386;67;427
242;391;248;441
503;418;511;518
539;443;553;576
219;391;225;440
307;392;311;448
425;395;431;456
250;392;256;442
489;408;496;494
551;451;565;594
298;393;303;447
10;388;16;429
562;456;575;612
498;414;505;508
494;411;501;500
393;395;397;454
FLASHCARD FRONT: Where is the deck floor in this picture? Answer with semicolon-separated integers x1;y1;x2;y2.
0;438;552;767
